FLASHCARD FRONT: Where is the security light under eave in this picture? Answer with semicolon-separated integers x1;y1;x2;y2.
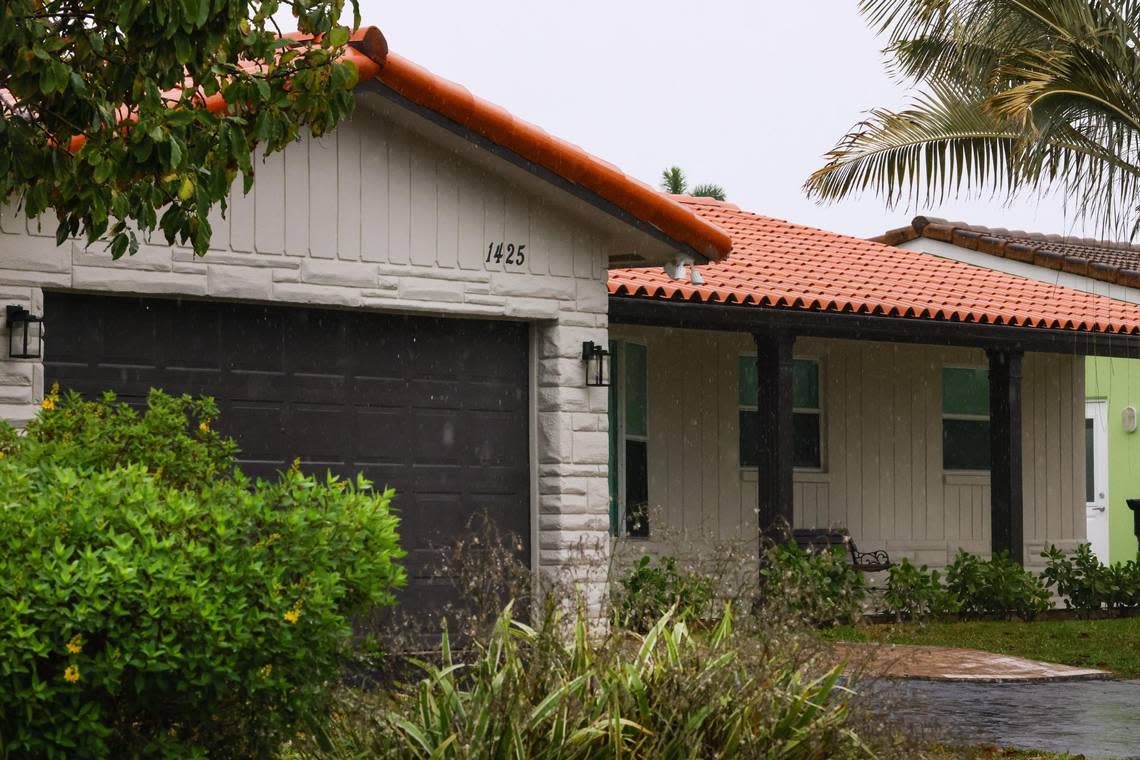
581;341;610;387
6;305;43;360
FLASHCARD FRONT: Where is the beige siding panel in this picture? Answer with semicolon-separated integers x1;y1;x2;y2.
455;170;484;271
925;358;944;542
409;145;438;268
824;341;846;528
845;345;864;540
359;124;389;263
700;335;720;537
386;128;411;265
254;150;286;255
229;182;255;254
717;334;742;540
666;334;687;532
435;161;460;270
893;347;913;541
644;331;671;534
681;334;703;534
308;136;338;260
910;347;928;540
336;118;362;262
283;136;309;256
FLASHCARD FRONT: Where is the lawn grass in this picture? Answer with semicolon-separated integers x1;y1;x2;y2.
822;616;1140;677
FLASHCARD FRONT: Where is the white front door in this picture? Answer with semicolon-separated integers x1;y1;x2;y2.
1085;400;1110;562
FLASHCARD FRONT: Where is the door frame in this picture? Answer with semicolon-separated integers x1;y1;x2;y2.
1085;399;1109;562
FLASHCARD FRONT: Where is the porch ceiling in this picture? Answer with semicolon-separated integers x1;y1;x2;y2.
608;197;1140;356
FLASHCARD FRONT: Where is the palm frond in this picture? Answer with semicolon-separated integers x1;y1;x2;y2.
691;183;727;201
816;0;1140;237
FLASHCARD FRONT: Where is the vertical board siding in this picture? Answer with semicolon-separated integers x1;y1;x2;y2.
609;326;1085;568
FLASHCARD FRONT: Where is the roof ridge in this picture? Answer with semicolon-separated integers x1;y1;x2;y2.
874;215;1140;290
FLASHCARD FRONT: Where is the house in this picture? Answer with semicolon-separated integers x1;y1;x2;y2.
876;217;1140;565
0;26;732;615
608;198;1140;574
4;23;1140;614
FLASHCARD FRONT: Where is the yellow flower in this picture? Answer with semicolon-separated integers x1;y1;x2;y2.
198;420;210;434
283;600;303;624
259;664;273;678
66;634;84;654
63;665;80;683
40;397;56;411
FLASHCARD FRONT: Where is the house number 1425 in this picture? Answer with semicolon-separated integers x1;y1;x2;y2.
486;242;526;266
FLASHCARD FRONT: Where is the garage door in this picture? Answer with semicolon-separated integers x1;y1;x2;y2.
44;292;531;615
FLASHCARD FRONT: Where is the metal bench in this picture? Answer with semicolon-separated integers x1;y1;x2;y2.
792;529;891;573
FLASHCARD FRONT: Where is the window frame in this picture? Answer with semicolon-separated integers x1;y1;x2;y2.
610;340;650;538
941;364;991;473
738;354;825;473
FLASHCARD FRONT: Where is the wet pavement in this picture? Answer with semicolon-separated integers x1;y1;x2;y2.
856;677;1140;759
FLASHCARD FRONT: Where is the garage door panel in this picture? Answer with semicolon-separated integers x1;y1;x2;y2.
223;309;285;372
354;409;411;464
412;410;464;464
351;377;409;406
221;404;286;460
44;292;531;619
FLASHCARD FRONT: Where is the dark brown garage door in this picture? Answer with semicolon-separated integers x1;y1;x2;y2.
44;292;531;615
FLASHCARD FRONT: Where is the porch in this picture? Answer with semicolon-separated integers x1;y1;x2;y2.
607;318;1092;572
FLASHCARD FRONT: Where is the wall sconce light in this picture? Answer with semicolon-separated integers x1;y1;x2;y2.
6;305;44;359
581;341;611;387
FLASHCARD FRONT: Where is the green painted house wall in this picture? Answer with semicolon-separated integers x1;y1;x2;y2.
1086;356;1140;563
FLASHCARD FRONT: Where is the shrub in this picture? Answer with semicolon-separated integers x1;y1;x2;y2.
0;395;406;759
294;604;870;760
1042;543;1140;614
945;550;1052;621
760;543;866;627
612;555;716;632
0;386;238;489
882;558;957;621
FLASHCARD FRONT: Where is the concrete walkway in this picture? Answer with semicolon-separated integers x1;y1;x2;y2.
836;642;1110;682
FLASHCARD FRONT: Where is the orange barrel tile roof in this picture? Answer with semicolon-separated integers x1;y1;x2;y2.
340;29;732;263
609;197;1140;335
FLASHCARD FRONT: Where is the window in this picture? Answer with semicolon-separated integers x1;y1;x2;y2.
738;357;822;470
942;367;990;471
608;342;649;537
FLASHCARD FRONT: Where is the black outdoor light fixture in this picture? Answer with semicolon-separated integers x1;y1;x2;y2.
581;341;611;387
6;305;44;359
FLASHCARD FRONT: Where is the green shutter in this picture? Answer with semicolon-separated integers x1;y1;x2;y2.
625;343;647;438
943;367;990;416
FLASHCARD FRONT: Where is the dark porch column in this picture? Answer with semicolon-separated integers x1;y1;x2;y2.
754;330;796;544
987;348;1024;564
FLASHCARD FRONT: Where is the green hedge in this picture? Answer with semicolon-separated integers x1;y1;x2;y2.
0;389;406;758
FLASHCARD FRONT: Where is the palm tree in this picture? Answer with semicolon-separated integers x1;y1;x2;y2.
661;166;728;201
661;166;688;195
804;0;1140;238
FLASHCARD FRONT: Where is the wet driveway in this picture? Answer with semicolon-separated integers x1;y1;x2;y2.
856;678;1140;759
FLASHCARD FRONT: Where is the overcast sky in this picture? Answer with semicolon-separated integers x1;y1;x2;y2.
344;1;1080;240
